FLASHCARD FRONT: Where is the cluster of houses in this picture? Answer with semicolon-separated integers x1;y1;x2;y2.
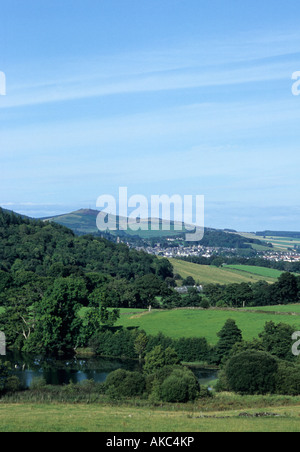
262;250;300;263
117;236;300;263
129;242;300;264
174;285;203;294
132;243;235;259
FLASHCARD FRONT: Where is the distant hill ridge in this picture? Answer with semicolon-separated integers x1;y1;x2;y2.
43;208;192;238
0;206;270;249
40;208;267;249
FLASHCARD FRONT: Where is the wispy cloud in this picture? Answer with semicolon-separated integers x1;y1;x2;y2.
1;94;299;157
1;30;300;109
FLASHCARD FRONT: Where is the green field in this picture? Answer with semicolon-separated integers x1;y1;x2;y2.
264;237;300;251
1;399;300;432
224;265;284;279
116;308;300;345
170;259;278;285
242;304;300;313
238;232;300;251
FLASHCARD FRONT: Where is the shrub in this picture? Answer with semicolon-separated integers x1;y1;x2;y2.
225;351;278;395
105;369;146;399
143;346;179;374
200;298;210;309
158;367;200;403
5;376;21;393
275;361;300;395
0;362;11;393
145;365;181;396
29;377;47;391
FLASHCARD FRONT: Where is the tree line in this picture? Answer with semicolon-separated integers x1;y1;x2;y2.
202;272;300;308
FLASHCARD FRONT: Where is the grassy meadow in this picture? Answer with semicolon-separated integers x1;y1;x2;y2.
242;304;300;313
115;307;300;345
1;396;300;432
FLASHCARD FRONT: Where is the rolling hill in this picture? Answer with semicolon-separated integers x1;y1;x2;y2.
43;208;193;238
42;208;268;250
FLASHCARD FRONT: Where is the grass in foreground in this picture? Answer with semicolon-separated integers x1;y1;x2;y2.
1;395;300;432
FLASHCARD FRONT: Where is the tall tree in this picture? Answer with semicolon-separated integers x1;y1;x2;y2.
215;319;243;364
134;332;149;362
27;277;86;354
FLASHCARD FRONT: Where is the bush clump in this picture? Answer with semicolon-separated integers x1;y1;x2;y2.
105;369;146;399
159;367;200;403
224;351;278;395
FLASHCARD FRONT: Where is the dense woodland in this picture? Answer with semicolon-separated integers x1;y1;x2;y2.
0;208;173;353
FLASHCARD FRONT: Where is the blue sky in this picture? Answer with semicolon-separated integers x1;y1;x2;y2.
1;0;300;231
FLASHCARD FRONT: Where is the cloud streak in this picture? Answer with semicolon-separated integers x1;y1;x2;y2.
1;30;300;109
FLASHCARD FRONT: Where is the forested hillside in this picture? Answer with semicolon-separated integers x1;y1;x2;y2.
0;208;164;278
0;208;174;353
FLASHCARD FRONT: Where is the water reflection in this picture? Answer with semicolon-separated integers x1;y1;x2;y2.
1;351;218;388
2;351;141;388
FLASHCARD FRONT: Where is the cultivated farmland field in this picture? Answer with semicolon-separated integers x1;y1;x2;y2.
238;232;300;251
223;265;283;279
170;259;278;285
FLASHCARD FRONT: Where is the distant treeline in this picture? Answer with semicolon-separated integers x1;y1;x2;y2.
257;230;300;239
197;229;268;249
89;329;211;364
203;272;300;308
146;228;269;251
